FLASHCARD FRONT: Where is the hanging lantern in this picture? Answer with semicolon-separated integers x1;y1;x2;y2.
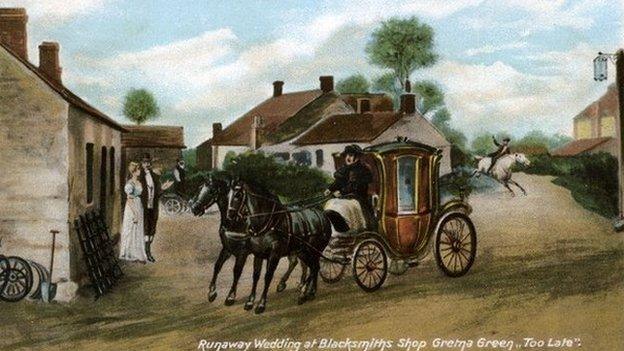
593;53;609;81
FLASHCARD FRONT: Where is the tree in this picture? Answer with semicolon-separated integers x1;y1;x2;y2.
336;74;370;94
432;108;467;150
471;131;511;155
413;81;444;115
366;16;438;91
123;88;160;125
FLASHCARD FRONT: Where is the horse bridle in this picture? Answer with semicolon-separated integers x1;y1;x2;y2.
228;184;279;236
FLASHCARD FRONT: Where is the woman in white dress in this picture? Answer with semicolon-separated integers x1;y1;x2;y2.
119;162;148;263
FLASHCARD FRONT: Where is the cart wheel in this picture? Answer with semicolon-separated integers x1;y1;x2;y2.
320;249;346;283
352;239;387;292
434;213;477;277
164;198;182;215
1;256;33;302
388;259;409;276
0;256;9;302
28;261;50;300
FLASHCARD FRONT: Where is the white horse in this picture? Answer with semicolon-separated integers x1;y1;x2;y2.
472;153;531;196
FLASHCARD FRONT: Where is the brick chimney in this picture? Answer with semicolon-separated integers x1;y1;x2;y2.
212;122;222;137
39;42;62;85
357;98;371;114
320;75;334;93
273;81;284;97
400;93;416;114
0;8;28;60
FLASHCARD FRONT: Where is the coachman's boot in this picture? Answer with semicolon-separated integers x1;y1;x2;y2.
146;242;156;262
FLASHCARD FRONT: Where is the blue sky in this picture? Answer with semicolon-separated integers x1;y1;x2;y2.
6;0;623;146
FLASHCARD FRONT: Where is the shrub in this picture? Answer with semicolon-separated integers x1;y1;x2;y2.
525;152;618;218
223;152;331;201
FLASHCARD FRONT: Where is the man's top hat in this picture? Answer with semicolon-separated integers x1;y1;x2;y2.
342;144;363;156
503;137;511;142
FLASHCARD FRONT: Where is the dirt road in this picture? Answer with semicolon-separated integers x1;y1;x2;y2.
1;174;623;350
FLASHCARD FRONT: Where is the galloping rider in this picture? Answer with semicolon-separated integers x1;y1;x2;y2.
487;136;511;174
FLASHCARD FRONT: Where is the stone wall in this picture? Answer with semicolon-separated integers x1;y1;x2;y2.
0;47;71;297
67;107;122;284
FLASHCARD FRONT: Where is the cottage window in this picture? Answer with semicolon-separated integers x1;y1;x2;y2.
600;116;615;137
397;156;419;213
575;119;591;139
292;151;311;166
100;147;107;211
315;149;324;167
109;147;115;195
86;143;94;203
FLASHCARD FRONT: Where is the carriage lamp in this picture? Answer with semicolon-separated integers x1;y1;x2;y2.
593;52;616;81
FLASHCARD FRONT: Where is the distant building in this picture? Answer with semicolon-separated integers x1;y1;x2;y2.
199;76;451;174
121;125;186;180
553;84;618;157
0;8;126;301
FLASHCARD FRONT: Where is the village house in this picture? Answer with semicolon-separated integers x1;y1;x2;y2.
121;125;186;181
552;84;618;157
200;76;452;174
0;8;126;301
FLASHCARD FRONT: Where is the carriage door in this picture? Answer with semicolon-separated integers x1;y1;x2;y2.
393;155;431;253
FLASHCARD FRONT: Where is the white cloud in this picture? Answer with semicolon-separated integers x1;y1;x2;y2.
464;41;529;56
2;0;112;26
422;43;614;138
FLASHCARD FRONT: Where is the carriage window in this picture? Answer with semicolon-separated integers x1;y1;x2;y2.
397;157;417;212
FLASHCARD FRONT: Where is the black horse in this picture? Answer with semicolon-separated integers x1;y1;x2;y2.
226;179;332;314
189;175;307;306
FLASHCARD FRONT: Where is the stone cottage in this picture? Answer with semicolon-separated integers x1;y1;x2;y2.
200;75;451;174
0;8;126;301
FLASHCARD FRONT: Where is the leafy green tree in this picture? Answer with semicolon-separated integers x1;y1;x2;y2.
432;108;467;150
123;88;160;125
366;16;437;91
548;133;573;150
336;74;370;94
471;131;511;155
413;81;444;114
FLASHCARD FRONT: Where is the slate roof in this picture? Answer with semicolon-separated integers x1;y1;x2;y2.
551;137;613;156
121;125;186;148
293;112;404;145
339;93;394;112
0;43;126;132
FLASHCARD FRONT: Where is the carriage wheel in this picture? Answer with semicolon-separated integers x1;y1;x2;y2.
434;213;477;277
0;256;33;302
352;239;387;292
320;249;346;283
388;259;409;276
164;198;182;215
0;256;9;302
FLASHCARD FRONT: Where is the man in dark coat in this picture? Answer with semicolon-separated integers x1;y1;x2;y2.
139;153;162;262
324;144;375;229
487;136;511;174
172;158;187;197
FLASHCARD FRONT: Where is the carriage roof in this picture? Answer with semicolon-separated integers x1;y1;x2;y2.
363;139;441;156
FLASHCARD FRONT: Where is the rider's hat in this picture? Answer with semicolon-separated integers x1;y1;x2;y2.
342;144;363;156
503;137;511;142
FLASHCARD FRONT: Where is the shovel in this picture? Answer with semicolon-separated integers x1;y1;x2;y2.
41;230;58;303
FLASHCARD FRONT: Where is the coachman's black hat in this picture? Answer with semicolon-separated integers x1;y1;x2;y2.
142;153;153;162
342;144;363;156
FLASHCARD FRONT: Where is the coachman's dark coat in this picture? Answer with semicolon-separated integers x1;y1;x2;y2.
328;160;373;202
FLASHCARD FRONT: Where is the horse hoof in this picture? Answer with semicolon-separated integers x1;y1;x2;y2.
244;302;254;311
254;305;266;314
224;297;236;306
208;291;217;302
297;296;307;305
276;282;286;292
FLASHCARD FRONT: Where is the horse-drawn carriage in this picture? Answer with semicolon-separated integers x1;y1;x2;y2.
319;139;477;291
